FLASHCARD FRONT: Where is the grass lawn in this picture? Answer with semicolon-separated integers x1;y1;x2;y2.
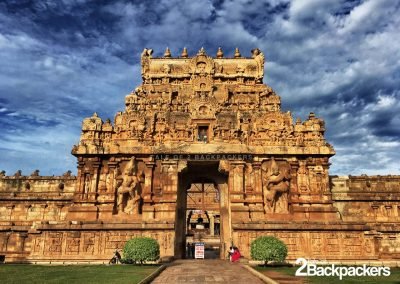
0;264;159;284
255;266;400;284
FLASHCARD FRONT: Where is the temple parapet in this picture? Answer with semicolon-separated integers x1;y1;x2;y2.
141;47;265;83
331;175;400;194
331;175;400;223
0;170;76;194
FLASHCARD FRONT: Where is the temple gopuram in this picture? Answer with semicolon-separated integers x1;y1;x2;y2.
0;47;399;264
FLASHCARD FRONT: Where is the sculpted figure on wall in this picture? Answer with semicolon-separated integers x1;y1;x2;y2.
115;157;143;215
297;160;310;192
261;158;291;213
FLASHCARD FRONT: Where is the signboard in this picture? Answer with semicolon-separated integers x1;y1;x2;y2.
194;242;205;259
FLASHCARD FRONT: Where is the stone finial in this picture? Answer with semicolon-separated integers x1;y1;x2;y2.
251;48;261;58
181;47;188;58
14;170;22;177
0;170;5;177
309;112;316;119
216;47;224;58
30;170;40;177
141;48;153;59
164;47;171;58
63;170;72;177
234;48;241;58
197;47;206;55
106;118;111;124
93;112;98;117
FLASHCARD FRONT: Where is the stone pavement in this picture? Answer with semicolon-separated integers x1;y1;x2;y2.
151;259;265;283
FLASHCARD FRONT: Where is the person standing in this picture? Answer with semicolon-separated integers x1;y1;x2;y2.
191;242;195;258
231;247;241;262
187;242;191;258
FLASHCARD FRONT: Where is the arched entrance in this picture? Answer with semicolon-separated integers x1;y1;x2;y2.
174;161;229;259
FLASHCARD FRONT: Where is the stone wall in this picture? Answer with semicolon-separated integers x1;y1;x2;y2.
331;175;400;222
1;173;399;263
0;172;75;222
233;230;377;261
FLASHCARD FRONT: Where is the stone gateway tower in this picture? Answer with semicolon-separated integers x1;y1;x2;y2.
1;48;399;263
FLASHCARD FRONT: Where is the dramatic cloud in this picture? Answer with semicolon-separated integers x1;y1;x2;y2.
0;0;399;175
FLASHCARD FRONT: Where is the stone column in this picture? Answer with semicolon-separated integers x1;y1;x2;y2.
90;161;101;201
107;160;118;194
143;159;155;201
75;158;85;200
210;213;215;236
173;160;188;259
229;161;248;222
252;161;262;193
56;204;64;221
249;160;264;220
142;159;156;221
6;205;14;221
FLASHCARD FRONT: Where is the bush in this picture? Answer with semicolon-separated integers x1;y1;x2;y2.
123;237;160;264
250;236;288;266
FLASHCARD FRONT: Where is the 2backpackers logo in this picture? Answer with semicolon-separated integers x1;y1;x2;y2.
295;258;391;280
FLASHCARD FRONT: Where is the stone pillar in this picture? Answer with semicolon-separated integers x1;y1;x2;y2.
252;161;262;193
143;159;155;201
230;161;248;222
107;159;118;194
231;161;245;200
56;204;64;221
248;160;264;220
6;205;14;221
75;158;85;200
210;213;215;236
173;160;188;259
90;161;101;201
218;160;231;259
142;159;156;221
289;160;299;194
40;204;47;221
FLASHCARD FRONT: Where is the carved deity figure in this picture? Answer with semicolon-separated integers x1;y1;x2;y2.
261;158;291;213
115;157;142;215
297;161;310;192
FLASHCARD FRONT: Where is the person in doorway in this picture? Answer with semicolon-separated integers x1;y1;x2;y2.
191;242;195;258
228;246;235;261
187;242;191;258
231;247;241;262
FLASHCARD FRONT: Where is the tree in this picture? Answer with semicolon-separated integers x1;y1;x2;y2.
250;236;288;266
123;237;160;264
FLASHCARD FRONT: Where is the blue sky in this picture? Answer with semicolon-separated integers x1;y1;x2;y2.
0;0;399;176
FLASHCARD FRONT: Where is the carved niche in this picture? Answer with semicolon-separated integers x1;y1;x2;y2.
189;49;215;75
252;112;292;144
189;76;219;119
114;157;144;215
261;158;291;213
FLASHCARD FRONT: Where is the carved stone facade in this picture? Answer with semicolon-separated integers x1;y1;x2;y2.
0;48;399;263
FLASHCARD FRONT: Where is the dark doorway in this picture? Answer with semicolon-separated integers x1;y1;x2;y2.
174;161;229;259
197;126;209;142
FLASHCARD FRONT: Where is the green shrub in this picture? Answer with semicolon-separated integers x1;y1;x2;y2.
250;236;288;266
123;237;160;264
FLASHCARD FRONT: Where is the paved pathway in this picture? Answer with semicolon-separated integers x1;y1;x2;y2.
151;259;265;283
